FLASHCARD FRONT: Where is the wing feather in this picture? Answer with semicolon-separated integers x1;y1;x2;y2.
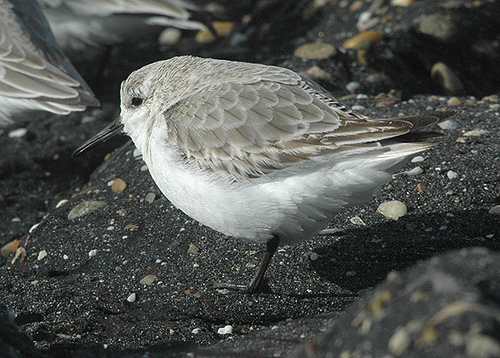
164;67;416;178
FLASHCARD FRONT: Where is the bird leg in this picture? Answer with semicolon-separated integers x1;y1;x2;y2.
214;235;280;293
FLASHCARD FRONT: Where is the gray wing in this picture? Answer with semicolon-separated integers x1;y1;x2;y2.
0;0;99;113
163;72;413;178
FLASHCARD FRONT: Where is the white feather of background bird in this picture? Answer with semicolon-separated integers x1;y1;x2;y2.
0;0;99;126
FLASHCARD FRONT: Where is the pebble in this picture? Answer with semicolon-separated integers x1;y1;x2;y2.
29;223;41;233
404;166;424;176
133;148;142;158
346;81;361;93
187;244;199;254
431;62;465;95
139;275;158;285
56;199;69;208
463;129;489;137
388;328;411;357
111;178;127;194
1;241;15;257
377;201;407;221
88;249;98;257
488;205;500;215
419;14;458;43
482;94;499;102
63;255;69;260
195;21;234;43
145;193;156;203
350;216;366;226
8;128;27;138
438;118;462;130
342;30;383;50
191;328;201;334
447;170;459;179
447;97;462;106
391;0;417;6
294;42;337;59
126;293;137;303
299;65;331;81
217;325;233;335
158;28;182;46
37;250;48;261
68;201;106;220
411;156;425;163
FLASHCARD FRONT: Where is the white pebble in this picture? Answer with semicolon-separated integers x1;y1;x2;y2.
463;129;489;137
29;223;41;233
377;201;407;221
37;250;48;261
55;199;69;208
350;216;366;226
217;325;233;335
145;192;156;203
411;156;425;163
88;249;98;257
133;148;142;158
351;105;366;111
191;328;201;334
8;128;27;138
489;205;500;215
404;166;424;176
346;81;361;93
126;293;137;303
63;254;69;260
447;170;459;179
11;217;21;223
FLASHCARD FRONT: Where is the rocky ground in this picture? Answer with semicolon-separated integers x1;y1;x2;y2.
1;1;499;357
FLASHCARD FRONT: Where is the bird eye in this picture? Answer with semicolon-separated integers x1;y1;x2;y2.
131;97;143;107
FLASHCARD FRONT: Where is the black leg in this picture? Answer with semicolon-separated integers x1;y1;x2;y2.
214;235;280;293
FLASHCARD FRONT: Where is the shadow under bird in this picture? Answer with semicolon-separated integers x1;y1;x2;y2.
0;0;99;126
74;56;458;293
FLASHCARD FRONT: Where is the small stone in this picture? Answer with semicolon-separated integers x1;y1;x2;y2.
124;224;139;231
342;30;383;50
8;128;27;138
411;156;425;163
145;192;156;203
417;183;426;192
431;62;465;95
191;328;201;334
447;170;459;179
391;0;417;6
88;249;98;257
419;14;458;43
217;325;233;335
29;223;41;233
139;275;158;285
37;250;48;261
463;129;489;137
388;328;411;357
405;166;424;176
187;244;199;254
346;81;361;93
111;178;127;194
133;148;142;158
438;119;462;130
482;94;499;102
447;97;462;106
158;28;182;46
299;65;331;81
56;199;69;208
126;293;137;303
68;201;106;220
489;205;500;215
377;201;407;221
196;21;234;43
350;216;366;226
294;42;337;60
466;334;500;358
63;254;69;260
1;241;16;257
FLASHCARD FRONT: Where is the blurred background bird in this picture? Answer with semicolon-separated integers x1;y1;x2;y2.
0;0;100;126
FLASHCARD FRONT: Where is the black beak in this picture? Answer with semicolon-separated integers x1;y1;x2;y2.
72;117;124;157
